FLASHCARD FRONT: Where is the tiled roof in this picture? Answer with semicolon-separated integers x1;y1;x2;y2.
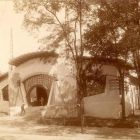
9;51;58;66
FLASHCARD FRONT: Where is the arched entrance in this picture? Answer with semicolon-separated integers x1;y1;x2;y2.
27;85;48;106
23;74;53;106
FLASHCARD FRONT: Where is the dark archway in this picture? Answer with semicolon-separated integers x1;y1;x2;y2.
27;85;48;106
23;74;54;106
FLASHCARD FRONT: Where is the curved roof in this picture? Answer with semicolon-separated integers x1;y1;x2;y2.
9;51;58;66
81;56;134;70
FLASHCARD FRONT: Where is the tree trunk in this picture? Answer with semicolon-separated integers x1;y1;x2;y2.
120;72;126;120
137;81;140;110
76;71;85;133
118;68;126;120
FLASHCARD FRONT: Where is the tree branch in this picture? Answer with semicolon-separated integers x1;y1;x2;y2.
44;6;77;63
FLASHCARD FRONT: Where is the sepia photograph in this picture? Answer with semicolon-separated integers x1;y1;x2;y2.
0;0;140;139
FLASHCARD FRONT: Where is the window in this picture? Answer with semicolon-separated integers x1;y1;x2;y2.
2;85;9;101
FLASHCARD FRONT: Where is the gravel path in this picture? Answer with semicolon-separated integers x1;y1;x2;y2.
0;116;140;140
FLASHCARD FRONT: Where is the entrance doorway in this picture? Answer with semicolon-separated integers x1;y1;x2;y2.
24;74;53;107
27;86;48;106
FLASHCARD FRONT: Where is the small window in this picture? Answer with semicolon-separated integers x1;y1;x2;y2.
2;85;9;101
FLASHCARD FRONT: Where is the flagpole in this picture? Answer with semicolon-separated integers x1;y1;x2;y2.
9;27;14;70
8;26;14;115
10;27;13;58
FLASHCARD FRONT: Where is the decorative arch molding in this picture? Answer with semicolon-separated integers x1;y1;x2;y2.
21;72;53;82
23;74;54;97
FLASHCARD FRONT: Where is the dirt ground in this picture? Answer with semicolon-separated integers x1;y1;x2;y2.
0;116;140;140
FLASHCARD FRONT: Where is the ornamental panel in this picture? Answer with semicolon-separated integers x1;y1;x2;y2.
23;74;53;95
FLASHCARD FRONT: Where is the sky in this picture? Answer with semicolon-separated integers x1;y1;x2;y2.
0;1;39;72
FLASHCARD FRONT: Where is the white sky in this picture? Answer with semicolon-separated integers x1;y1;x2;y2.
0;1;39;72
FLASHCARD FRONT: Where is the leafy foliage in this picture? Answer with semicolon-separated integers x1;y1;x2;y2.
85;64;106;96
14;0;94;52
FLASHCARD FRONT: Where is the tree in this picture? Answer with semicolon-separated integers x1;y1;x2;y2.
118;0;140;108
13;0;96;132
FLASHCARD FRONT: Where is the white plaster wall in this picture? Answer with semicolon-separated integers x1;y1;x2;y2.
84;94;121;118
11;58;55;81
125;84;139;116
102;65;119;76
0;101;9;114
84;65;121;119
